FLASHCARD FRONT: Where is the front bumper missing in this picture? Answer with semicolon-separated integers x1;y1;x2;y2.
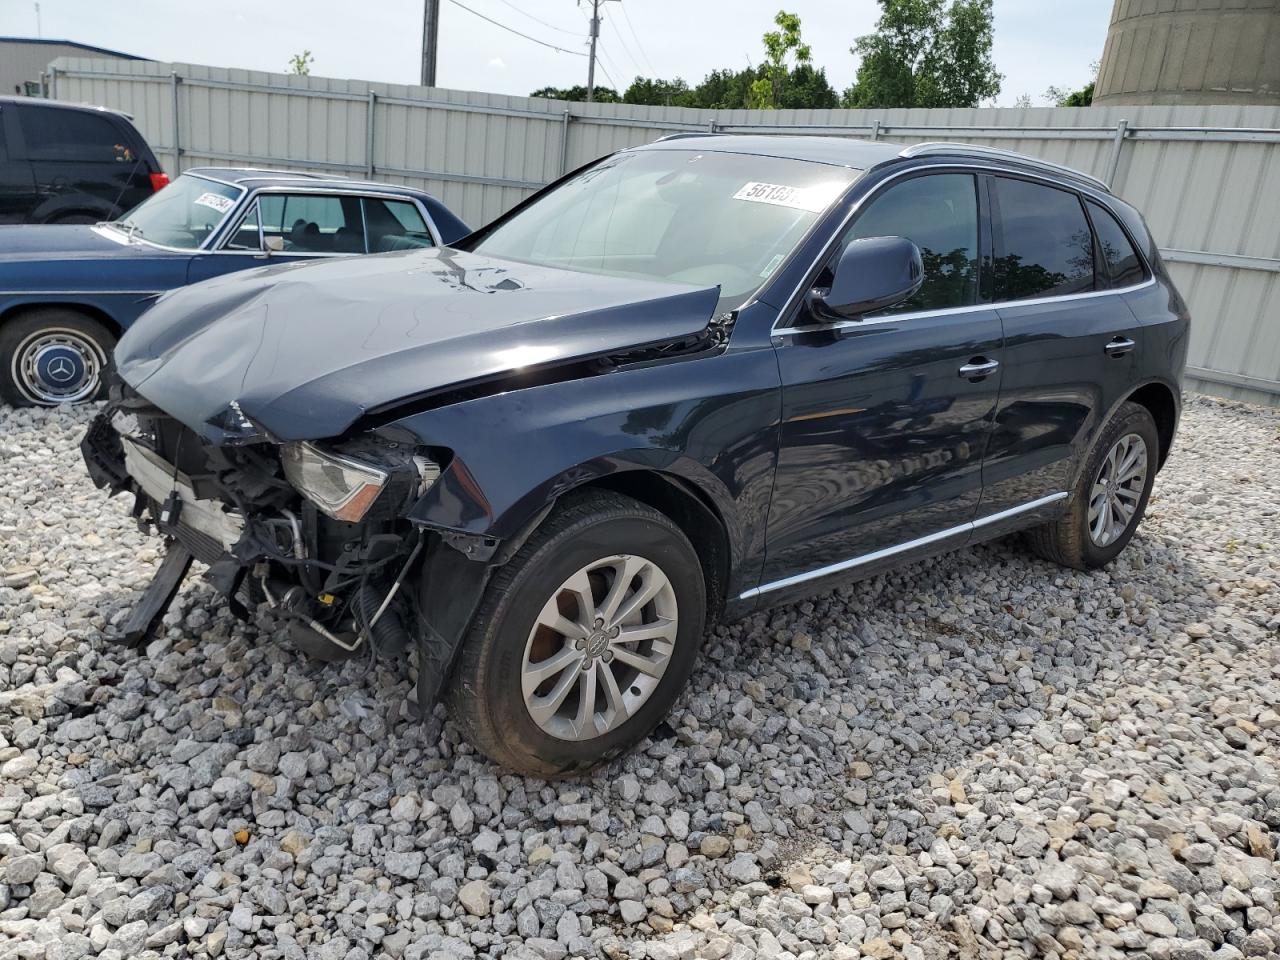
120;437;245;554
81;406;495;716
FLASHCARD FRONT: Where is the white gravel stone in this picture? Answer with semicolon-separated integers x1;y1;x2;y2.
0;397;1277;960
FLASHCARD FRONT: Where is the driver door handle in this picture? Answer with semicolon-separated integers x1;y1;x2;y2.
1105;336;1136;357
958;357;1000;381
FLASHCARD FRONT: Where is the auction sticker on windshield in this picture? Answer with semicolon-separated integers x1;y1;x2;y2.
194;192;235;214
733;180;844;213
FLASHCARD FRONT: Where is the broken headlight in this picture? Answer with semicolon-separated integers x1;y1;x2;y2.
280;442;443;523
280;442;391;523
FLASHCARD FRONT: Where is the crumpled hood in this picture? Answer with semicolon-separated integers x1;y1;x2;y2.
115;247;719;443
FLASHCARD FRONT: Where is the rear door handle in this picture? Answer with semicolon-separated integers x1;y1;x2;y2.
958;358;1000;380
1105;336;1136;357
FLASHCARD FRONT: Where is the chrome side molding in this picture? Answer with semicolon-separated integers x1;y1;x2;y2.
742;491;1069;599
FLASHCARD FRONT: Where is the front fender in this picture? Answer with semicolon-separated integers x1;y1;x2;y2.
379;342;783;597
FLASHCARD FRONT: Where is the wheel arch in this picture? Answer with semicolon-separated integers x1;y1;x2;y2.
0;300;125;340
1122;379;1180;470
575;469;732;625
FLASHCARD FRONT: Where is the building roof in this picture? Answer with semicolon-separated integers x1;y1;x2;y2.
0;36;148;60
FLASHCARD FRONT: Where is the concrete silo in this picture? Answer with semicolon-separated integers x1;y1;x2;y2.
1094;0;1280;105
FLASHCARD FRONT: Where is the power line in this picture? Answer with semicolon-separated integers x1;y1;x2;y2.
444;0;586;56
605;14;645;79
617;3;658;77
594;47;619;90
487;0;580;36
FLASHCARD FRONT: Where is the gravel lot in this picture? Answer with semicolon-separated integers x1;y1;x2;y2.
0;395;1277;960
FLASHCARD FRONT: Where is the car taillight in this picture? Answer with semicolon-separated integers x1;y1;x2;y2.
149;172;170;192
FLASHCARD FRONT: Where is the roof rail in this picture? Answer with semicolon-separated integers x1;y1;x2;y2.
655;131;725;141
899;142;1110;192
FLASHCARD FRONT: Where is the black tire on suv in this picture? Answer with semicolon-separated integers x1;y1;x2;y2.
447;490;706;778
1027;401;1159;569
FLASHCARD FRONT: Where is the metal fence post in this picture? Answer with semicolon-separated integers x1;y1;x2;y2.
870;119;881;141
366;91;377;178
560;109;572;175
1105;119;1129;190
170;72;182;173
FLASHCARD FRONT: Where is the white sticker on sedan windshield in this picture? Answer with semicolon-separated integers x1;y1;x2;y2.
193;192;235;214
733;180;843;213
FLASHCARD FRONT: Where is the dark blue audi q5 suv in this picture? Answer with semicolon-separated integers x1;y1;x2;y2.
84;136;1188;777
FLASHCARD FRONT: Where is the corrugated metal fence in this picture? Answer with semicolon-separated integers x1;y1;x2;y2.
50;57;1280;406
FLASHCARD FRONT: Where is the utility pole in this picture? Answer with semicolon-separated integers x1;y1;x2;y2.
420;0;440;87
582;0;618;102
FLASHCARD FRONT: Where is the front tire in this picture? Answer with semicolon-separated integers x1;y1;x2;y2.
0;309;115;407
447;491;706;778
1026;400;1158;570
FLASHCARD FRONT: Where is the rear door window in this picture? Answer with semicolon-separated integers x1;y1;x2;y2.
1087;200;1145;289
842;172;980;314
991;177;1095;301
17;105;127;163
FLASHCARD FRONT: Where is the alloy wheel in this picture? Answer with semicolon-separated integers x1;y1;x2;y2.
521;554;678;741
1088;432;1148;547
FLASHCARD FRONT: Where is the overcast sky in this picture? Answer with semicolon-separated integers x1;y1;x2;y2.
3;0;1111;107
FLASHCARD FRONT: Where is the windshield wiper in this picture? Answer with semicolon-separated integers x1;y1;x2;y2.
99;220;144;242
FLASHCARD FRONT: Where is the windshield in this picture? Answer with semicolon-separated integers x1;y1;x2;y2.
113;174;242;250
471;149;858;307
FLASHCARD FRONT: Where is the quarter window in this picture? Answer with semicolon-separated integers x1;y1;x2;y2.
991;177;1094;301
1087;200;1145;289
364;198;435;252
843;173;980;313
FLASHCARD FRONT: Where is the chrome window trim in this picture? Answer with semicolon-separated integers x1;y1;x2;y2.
770;160;1155;335
775;275;1157;335
741;491;1068;599
211;186;443;253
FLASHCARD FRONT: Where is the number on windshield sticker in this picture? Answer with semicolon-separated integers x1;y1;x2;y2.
194;192;235;214
733;180;843;213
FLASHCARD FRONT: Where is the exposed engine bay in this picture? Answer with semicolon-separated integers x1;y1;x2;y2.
81;384;475;713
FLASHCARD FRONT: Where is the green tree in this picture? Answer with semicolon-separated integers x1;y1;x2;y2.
530;84;620;103
842;0;1001;108
288;50;314;76
1045;60;1099;106
778;64;839;109
751;10;812;109
622;77;693;106
688;67;758;109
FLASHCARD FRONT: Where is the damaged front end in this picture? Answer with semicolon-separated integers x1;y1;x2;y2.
82;385;485;713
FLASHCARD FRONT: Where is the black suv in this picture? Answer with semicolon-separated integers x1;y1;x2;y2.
0;97;167;224
84;136;1188;777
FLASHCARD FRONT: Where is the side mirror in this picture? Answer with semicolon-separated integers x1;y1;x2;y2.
807;236;923;322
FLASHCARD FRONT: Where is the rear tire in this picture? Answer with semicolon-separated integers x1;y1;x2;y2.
0;309;115;407
446;491;706;778
1026;401;1158;570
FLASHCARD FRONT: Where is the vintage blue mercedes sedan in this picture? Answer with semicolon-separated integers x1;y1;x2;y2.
0;168;468;405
